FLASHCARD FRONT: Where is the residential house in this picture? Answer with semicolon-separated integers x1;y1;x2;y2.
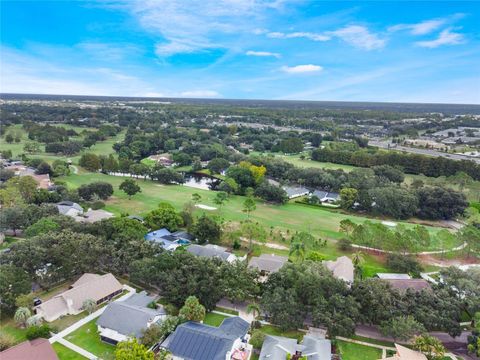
259;335;331;360
97;291;167;345
381;344;427;360
145;228;193;251
310;190;340;204
248;254;288;276
381;278;431;293
161;316;251;360
186;244;238;263
376;273;411;280
283;186;310;199
0;338;59;360
56;201;84;217
75;209;114;223
324;256;355;284
35;273;123;322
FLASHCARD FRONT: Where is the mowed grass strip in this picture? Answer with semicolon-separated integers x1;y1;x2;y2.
65;318;115;358
52;342;87;360
336;340;383;360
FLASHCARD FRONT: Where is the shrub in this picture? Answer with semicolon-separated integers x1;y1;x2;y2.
386;254;423;276
90;200;105;210
26;324;52;340
249;329;265;349
0;332;15;351
337;238;352;251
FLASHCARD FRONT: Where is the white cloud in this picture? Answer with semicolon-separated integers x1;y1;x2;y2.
328;25;386;50
388;13;465;35
180;90;221;97
126;0;278;56
267;31;330;41
389;19;446;35
266;26;384;50
281;64;323;74
246;50;281;58
416;28;465;48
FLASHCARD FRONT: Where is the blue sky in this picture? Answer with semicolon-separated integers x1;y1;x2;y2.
1;1;479;103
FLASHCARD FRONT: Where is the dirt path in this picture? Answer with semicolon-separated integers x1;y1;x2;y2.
240;238;289;250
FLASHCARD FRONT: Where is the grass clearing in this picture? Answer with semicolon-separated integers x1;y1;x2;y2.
52;342;87;360
0;124;125;165
336;340;383;360
204;312;229;327
65;318;115;358
214;307;239;315
259;325;304;342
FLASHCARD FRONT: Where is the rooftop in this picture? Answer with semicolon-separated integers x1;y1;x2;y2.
248;254;288;273
162;317;249;360
0;338;59;360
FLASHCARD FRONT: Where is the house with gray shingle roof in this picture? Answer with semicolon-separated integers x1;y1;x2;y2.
161;317;250;360
186;244;238;263
56;201;83;217
259;334;331;360
97;291;166;344
248;254;288;275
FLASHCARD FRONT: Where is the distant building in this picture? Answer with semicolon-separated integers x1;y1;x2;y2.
35;273;123;322
259;334;331;360
161;317;251;360
97;291;166;345
248;254;288;275
144;228;193;251
310;190;340;203
75;209;114;223
376;273;411;280
283;186;310;199
0;338;59;360
324;256;355;284
381;278;431;293
186;244;238;263
56;201;84;217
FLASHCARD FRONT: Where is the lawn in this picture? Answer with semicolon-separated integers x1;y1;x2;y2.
0;319;28;344
52;342;87;360
65;318;115;358
258;325;305;342
336;340;382;360
214;307;239;315
204;312;229;327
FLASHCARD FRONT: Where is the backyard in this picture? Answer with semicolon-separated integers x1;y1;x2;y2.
64;318;115;358
336;340;383;360
52;342;87;360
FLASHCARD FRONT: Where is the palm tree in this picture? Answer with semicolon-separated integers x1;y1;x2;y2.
289;242;305;262
351;251;365;279
246;303;261;320
14;307;31;328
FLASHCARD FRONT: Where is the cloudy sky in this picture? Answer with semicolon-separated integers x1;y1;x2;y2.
1;0;479;103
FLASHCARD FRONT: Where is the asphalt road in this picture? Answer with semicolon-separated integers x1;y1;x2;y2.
370;141;480;164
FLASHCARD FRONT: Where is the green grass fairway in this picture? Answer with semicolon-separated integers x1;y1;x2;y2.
204;312;228;327
59;172;449;251
53;342;87;360
65;318;115;358
337;340;382;360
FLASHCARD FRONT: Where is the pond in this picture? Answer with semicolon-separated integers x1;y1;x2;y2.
183;173;221;190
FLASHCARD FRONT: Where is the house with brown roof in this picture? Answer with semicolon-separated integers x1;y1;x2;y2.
35;273;123;322
381;344;427;360
383;278;431;293
0;338;59;360
324;256;355;284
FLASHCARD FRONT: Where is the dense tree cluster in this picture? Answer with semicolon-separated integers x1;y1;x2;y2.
312;147;480;181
